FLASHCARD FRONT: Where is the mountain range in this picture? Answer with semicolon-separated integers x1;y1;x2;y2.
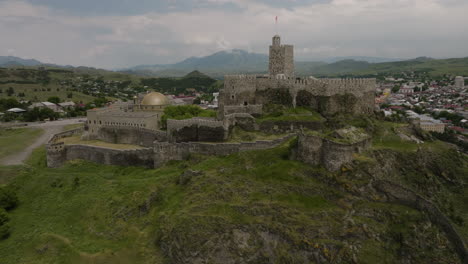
0;56;43;67
2;51;468;78
119;50;410;77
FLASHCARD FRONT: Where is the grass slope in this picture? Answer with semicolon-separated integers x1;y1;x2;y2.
0;128;43;161
0;120;465;263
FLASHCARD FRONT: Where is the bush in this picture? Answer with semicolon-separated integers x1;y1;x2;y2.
0;187;19;211
160;105;216;129
0;208;10;240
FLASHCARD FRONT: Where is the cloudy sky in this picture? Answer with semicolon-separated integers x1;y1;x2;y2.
1;0;467;69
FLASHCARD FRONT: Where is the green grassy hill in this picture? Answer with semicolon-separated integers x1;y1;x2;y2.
307;57;468;77
0;117;466;263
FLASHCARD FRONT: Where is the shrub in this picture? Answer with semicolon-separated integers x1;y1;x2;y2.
0;208;10;240
160;105;216;129
0;187;19;211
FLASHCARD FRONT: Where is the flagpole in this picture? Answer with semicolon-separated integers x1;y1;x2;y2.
275;16;278;35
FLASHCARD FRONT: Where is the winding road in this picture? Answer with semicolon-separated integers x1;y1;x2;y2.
0;119;84;166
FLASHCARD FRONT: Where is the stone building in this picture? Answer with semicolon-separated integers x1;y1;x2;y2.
218;35;376;118
86;92;169;137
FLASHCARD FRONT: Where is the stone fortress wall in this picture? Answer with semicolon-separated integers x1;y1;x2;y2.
219;74;376;117
292;133;371;171
153;134;295;167
166;118;227;142
218;35;375;118
47;141;154;168
92;126;167;146
46;127;295;169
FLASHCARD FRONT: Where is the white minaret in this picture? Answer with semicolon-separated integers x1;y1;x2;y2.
455;76;464;89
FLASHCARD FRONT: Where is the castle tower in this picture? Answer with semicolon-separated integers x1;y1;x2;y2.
269;35;294;77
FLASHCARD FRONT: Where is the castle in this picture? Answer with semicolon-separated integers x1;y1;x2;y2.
218;35;375;118
46;35;376;171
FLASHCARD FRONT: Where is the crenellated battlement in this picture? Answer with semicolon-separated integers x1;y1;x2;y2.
167;117;225;131
223;74;375;96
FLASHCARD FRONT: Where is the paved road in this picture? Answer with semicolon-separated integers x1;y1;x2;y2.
0;119;84;166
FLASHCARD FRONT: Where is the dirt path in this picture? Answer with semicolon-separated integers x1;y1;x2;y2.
0;119;84;166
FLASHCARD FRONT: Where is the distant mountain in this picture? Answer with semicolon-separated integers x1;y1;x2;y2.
184;70;211;78
0;56;43;67
124;49;270;77
123;50;413;78
322;56;404;64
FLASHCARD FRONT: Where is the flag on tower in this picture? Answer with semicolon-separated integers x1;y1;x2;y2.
275;16;278;24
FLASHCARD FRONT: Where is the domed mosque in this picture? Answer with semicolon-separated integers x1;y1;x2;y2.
86;91;171;137
137;92;170;111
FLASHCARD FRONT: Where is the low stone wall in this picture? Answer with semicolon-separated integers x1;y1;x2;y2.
258;120;323;134
49;127;84;143
47;129;294;169
222;104;263;117
154;134;294;167
167;118;227;143
374;180;468;263
96;126;167;146
65;145;154;168
46;143;154;168
293;133;371;171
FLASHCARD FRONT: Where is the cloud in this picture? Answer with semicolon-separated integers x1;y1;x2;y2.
0;0;467;69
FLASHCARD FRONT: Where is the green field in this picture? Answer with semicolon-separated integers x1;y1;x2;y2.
0;128;43;161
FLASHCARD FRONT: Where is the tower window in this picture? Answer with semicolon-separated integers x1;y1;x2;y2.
244;101;248;106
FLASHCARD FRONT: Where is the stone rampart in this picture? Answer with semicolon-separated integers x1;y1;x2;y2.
167;118;227;143
222;105;263;117
48;127;84;143
223;75;375;97
153;134;294;167
96;126;167;146
374;180;468;263
47;144;154;168
293;133;371;171
258;120;324;134
220;75;376;117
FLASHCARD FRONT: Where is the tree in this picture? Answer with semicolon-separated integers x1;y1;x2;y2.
67;93;73;99
6;87;14;96
0;98;21;112
93;97;108;108
391;85;400;93
23;107;59;122
47;96;61;104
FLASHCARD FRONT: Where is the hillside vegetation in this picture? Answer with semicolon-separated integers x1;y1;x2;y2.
0;128;43;161
0;116;466;263
0;67;131;103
